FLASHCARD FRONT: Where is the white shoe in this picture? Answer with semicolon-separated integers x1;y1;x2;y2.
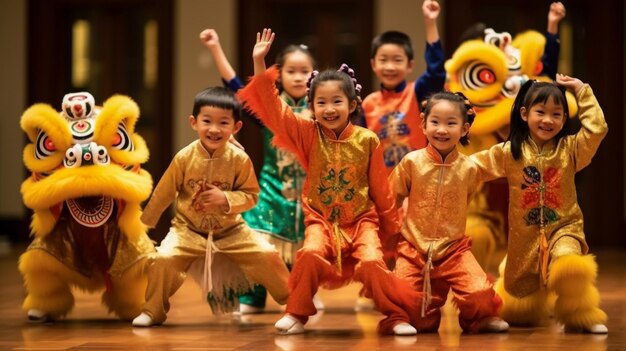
27;309;50;322
393;322;417;336
275;314;305;335
132;312;158;327
239;303;265;315
585;323;608;334
312;294;325;311
475;317;509;333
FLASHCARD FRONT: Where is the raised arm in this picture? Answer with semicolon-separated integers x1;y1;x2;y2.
253;28;275;76
556;74;608;171
541;2;566;79
547;2;566;35
415;0;445;102
423;0;440;44
200;29;237;82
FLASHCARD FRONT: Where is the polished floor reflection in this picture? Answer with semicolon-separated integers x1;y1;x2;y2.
0;243;623;350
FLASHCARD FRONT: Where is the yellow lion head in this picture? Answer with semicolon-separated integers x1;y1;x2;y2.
20;93;152;241
445;29;578;152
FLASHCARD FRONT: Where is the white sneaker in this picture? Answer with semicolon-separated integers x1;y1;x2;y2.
312;294;325;311
239;304;265;315
393;322;417;336
475;317;509;333
275;314;305;335
27;309;50;322
132;312;158;327
585;323;608;334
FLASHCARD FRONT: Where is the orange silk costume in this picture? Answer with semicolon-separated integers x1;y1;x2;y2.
238;66;419;334
390;145;501;332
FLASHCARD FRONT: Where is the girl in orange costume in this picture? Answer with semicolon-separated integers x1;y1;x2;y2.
238;28;419;335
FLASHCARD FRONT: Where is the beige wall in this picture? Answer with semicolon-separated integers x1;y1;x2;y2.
0;0;26;219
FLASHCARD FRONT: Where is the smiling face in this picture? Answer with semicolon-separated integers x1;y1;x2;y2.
279;51;314;100
422;100;470;159
311;80;356;136
521;96;565;149
189;105;242;154
370;43;414;90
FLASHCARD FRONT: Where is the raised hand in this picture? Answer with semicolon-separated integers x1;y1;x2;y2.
253;28;275;61
547;2;566;34
199;28;220;49
556;73;583;95
422;0;440;21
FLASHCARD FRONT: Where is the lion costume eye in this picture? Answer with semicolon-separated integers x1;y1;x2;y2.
35;130;57;159
460;61;496;91
111;122;134;151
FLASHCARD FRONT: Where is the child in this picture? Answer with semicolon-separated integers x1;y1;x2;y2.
132;87;290;327
389;91;508;333
471;74;608;333
238;28;420;336
362;0;446;172
199;28;324;314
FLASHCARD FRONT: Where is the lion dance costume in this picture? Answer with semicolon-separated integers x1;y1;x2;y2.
19;92;155;321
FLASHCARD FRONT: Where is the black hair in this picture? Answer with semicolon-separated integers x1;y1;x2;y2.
421;91;476;146
370;31;414;60
192;87;242;122
307;64;362;121
275;44;316;68
508;80;570;160
273;44;316;96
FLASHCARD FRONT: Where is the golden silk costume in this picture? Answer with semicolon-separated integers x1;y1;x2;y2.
471;85;607;298
140;141;289;321
238;67;421;334
390;145;501;331
445;28;578;269
19;92;155;320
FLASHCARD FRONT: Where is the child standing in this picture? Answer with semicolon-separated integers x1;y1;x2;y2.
238;28;419;335
471;74;608;333
132;87;290;327
389;91;508;333
362;0;446;172
199;28;322;314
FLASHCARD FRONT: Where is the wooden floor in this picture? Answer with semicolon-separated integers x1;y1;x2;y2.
1;242;624;350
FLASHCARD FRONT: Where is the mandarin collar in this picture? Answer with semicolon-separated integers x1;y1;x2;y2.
195;140;228;159
319;121;355;140
426;143;459;164
381;80;407;94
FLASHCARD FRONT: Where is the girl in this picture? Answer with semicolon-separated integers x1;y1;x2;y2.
238;28;419;335
471;74;608;333
200;29;324;314
389;91;508;333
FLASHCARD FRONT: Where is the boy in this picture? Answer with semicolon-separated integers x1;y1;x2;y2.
132;87;290;327
362;0;446;173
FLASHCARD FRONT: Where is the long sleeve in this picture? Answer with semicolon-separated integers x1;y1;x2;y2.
223;156;260;214
223;76;264;128
571;84;608;171
414;40;446;103
141;156;183;228
471;143;509;183
540;32;560;79
389;156;411;208
237;66;315;169
368;139;400;239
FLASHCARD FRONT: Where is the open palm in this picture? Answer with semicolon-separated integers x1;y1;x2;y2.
253;28;275;61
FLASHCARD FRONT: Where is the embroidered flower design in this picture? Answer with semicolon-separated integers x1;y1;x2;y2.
520;166;561;226
317;166;356;222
